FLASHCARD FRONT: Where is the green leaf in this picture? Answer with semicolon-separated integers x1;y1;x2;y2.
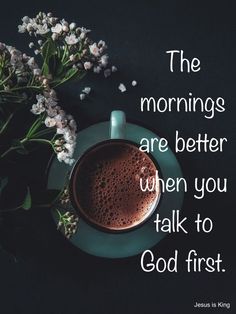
52;68;79;88
41;39;56;76
22;186;32;210
55;59;64;76
64;68;78;80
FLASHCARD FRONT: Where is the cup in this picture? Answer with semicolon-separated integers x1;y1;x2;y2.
69;111;161;232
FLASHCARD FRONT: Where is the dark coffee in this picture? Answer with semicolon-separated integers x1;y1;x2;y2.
71;141;160;231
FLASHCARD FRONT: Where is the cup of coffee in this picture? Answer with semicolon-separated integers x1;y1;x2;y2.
70;111;161;232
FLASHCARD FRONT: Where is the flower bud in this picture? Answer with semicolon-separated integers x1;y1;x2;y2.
62;25;69;32
51;33;58;41
69;22;76;30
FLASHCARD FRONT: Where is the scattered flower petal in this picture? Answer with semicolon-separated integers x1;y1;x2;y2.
82;87;91;94
118;83;126;93
80;93;86;100
104;68;111;78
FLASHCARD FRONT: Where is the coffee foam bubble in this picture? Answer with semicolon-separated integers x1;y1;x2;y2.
73;142;159;230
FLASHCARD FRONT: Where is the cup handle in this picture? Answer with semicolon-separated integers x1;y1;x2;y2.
110;110;126;139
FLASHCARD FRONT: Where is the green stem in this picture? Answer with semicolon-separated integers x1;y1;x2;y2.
51;132;58;142
33;128;54;138
0;113;14;135
0;70;15;86
0;137;53;159
61;44;68;62
26;115;44;138
0;146;16;159
52;68;81;88
56;208;62;218
27;138;52;145
0;85;42;93
27;138;56;153
0;205;22;212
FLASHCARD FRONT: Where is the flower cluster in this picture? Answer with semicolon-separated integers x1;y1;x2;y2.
1;12;119;168
18;12;113;77
31;89;77;165
0;43;41;100
57;210;79;239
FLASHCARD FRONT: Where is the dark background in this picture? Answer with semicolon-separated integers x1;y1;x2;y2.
0;0;235;313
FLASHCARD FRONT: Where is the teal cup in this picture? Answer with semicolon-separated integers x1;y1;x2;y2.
69;110;161;233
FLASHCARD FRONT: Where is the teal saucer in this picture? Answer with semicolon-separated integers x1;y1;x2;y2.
47;122;184;258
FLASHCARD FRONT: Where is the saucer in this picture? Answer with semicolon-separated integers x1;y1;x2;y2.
47;122;184;258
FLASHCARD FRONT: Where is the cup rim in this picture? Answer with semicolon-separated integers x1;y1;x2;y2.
69;139;163;234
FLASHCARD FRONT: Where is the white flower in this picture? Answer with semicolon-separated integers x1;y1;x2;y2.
89;43;100;57
0;42;6;50
45;116;56;127
57;127;66;135
46;106;58;117
79;32;86;40
69;54;76;62
36;24;50;35
10;51;22;65
82;87;91;94
68;119;77;131
99;54;109;67
55;114;67;129
22;16;30;23
93;66;101;74
18;25;26;33
118;83;126;93
27;57;37;69
29;42;34;48
65;158;75;166
98;40;106;48
62;25;69;32
80;93;86;100
64;143;75;155
33;68;41;76
31;103;45;115
26;23;34;32
64;132;76;144
83;61;93;70
104;69;111;78
132;80;137;86
51;33;59;41
69;22;76;30
45;96;57;108
65;34;79;45
79;27;90;39
38;40;43;45
51;23;63;34
57;151;68;162
42;78;49;86
35;94;45;104
111;65;117;72
61;19;69;26
34;49;40;55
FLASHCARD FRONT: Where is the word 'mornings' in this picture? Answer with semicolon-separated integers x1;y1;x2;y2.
140;94;225;119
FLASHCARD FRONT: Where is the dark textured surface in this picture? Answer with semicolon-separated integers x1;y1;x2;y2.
0;1;235;313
